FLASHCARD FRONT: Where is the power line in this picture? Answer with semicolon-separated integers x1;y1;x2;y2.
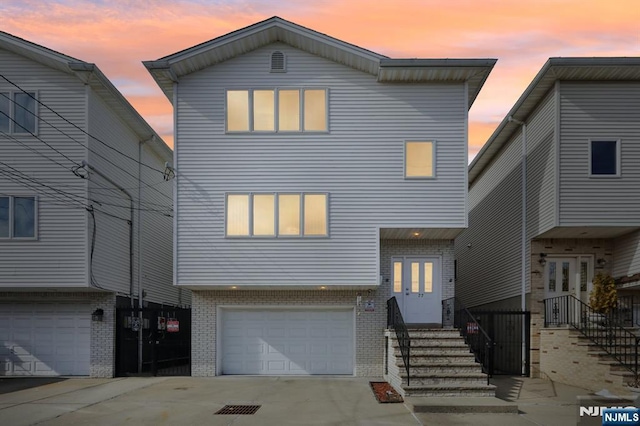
0;75;168;175
0;161;172;217
0;77;174;203
0;130;75;172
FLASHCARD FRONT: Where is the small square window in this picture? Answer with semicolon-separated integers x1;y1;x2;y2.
405;141;435;178
590;140;619;176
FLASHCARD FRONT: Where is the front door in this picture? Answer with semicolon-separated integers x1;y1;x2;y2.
544;256;592;324
544;257;592;303
391;257;442;324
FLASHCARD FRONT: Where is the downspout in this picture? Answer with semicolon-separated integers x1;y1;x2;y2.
83;160;135;307
508;116;527;375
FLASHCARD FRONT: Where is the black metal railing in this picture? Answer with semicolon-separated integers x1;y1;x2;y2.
617;295;640;327
387;297;411;386
442;297;494;384
544;295;640;378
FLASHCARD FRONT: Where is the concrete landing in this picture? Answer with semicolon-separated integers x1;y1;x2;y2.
406;396;518;413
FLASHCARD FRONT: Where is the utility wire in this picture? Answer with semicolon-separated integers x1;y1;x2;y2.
0;130;75;171
0;75;168;175
0;79;173;203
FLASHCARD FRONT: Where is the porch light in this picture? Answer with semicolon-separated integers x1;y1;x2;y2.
320;286;326;290
413;232;420;237
91;308;104;322
597;258;607;267
539;253;547;266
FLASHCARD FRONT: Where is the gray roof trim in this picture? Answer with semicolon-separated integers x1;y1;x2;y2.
468;57;640;186
144;17;497;104
0;31;171;161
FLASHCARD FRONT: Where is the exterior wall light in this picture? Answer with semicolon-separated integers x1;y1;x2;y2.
597;258;607;267
91;308;104;322
539;253;547;266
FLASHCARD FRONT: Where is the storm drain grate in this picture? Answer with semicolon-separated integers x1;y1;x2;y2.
215;405;261;415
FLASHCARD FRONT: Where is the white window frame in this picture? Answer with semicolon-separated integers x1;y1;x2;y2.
225;192;329;238
404;140;436;179
0;195;38;240
588;139;621;178
0;90;38;135
225;88;328;134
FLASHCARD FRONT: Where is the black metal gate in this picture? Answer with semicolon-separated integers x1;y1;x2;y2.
469;310;531;376
116;307;191;377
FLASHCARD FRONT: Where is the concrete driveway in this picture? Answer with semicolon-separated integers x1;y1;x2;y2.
0;376;421;425
0;375;601;425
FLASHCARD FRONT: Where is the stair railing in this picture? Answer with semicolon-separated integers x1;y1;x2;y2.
443;297;494;385
387;297;410;386
544;294;640;378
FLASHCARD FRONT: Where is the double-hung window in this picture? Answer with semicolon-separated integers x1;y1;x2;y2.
0;195;37;239
589;139;620;177
226;89;327;132
226;192;328;237
0;91;37;134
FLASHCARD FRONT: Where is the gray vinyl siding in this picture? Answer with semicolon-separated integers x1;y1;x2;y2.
613;230;640;278
456;133;523;306
176;43;467;287
0;49;88;288
559;82;640;225
87;90;183;305
526;91;556;238
456;90;556;307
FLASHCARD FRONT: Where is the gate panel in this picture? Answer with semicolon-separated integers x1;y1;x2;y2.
116;307;191;377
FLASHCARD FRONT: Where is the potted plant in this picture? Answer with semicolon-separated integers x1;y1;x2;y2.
588;273;617;325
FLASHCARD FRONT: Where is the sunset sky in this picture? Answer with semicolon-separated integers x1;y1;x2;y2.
2;0;638;162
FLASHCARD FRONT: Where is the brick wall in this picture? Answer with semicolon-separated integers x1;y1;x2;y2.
540;328;629;395
191;238;455;377
530;238;613;378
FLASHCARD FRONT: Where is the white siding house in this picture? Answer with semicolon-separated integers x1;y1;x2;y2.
0;32;185;377
455;57;640;379
145;17;495;377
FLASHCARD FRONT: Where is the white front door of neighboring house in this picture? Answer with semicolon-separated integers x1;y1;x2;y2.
544;256;593;323
391;257;442;324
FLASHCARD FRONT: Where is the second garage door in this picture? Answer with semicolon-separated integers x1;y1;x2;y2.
0;303;90;376
220;308;354;375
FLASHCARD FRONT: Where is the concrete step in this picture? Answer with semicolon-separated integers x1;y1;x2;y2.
401;363;482;375
401;373;488;386
393;340;469;348
407;353;477;363
405;396;518;413
403;384;496;397
406;331;464;339
396;347;473;356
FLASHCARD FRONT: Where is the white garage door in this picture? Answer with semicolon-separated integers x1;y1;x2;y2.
0;303;90;376
221;308;354;375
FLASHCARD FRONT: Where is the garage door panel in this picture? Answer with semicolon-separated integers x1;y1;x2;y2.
221;308;354;375
0;304;90;376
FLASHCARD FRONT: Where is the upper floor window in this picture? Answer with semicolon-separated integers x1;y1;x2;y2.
0;92;37;134
405;141;435;178
226;89;327;133
226;192;328;237
0;195;37;239
590;139;620;177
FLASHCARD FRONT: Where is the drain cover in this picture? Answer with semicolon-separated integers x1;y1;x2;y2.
215;405;261;415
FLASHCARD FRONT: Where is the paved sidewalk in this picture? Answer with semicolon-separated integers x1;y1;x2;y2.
0;375;620;426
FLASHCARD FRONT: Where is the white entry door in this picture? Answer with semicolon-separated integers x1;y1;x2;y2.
544;257;592;303
391;257;442;324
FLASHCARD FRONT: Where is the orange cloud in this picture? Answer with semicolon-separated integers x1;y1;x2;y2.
2;0;637;160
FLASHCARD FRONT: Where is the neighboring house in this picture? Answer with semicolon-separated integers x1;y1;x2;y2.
455;58;640;383
144;16;495;377
0;32;187;377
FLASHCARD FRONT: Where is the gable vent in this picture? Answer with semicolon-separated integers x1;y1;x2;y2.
270;51;286;73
